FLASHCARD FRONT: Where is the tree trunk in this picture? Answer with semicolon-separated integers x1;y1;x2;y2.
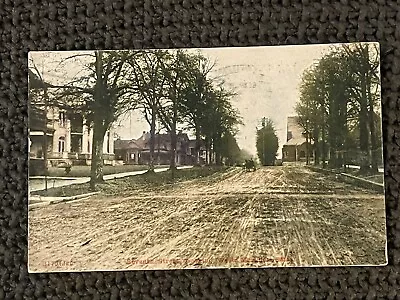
367;75;378;173
43;87;49;190
170;126;177;179
359;74;370;174
213;134;222;166
305;131;309;165
195;124;201;165
149;105;156;172
207;139;213;165
216;151;222;166
204;138;209;165
90;121;106;191
322;117;327;168
343;104;348;172
90;50;106;191
313;126;320;165
328;97;337;168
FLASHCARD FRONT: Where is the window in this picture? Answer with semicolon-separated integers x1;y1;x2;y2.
71;136;82;153
58;137;65;153
70;114;83;133
287;131;292;141
59;111;66;127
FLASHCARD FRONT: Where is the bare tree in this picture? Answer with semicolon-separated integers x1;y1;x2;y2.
127;50;168;172
52;50;138;190
155;50;193;178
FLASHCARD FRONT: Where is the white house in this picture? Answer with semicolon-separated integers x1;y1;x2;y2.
29;105;115;166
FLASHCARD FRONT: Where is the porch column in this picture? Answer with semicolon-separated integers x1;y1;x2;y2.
82;124;89;154
108;128;114;154
65;119;71;153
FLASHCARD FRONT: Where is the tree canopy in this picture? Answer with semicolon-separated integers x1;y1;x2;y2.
296;43;382;173
256;118;279;166
29;49;244;187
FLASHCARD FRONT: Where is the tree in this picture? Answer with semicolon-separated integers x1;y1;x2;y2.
343;43;381;173
124;49;242;172
53;51;137;190
127;50;168;172
28;65;52;186
156;50;193;177
179;52;215;165
219;131;242;166
296;66;324;165
296;43;381;173
201;85;242;165
256;118;279;166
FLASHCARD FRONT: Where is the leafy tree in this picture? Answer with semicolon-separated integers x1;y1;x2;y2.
201;85;241;165
342;43;381;172
256;118;279;166
296;66;325;165
239;149;253;161
179;52;215;165
219;131;242;166
296;43;381;173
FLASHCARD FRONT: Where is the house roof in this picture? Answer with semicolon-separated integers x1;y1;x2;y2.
188;139;206;148
283;138;307;147
28;105;56;133
141;132;190;146
28;69;52;89
114;139;143;150
284;116;307;146
115;132;191;151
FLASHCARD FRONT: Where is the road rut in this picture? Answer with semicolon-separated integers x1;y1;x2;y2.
29;166;387;272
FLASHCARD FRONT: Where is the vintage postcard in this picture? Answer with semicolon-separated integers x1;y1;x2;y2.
28;43;387;272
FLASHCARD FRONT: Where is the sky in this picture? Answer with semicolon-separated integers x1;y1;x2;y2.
29;44;339;158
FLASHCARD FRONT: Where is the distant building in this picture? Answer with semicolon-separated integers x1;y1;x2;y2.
282;116;313;162
115;131;206;165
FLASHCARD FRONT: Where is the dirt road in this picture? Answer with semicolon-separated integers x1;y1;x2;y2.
28;166;387;272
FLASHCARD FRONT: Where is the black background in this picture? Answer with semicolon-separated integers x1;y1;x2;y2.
1;0;399;299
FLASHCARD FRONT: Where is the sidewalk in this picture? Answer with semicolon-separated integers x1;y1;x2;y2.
347;165;384;173
307;165;384;193
29;166;193;192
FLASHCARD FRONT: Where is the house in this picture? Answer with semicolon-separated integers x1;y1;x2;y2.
29;106;115;167
28;70;115;170
115;131;205;165
282;116;313;162
114;139;144;164
188;139;207;164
